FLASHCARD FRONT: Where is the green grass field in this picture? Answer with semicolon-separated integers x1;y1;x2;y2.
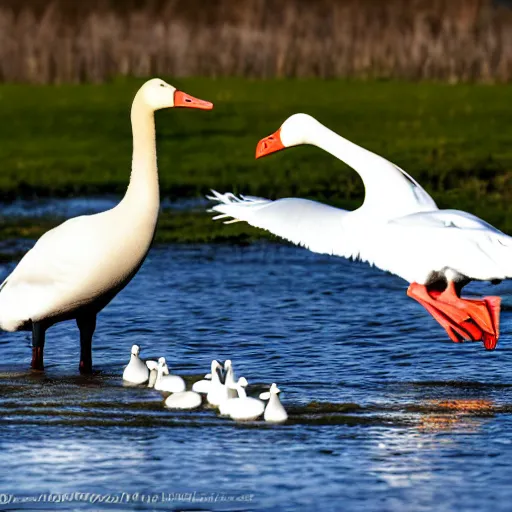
0;78;511;243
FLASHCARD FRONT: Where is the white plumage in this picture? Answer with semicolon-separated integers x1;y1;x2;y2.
0;79;212;371
209;114;512;289
260;383;288;423
154;357;186;393
122;344;150;385
209;114;509;348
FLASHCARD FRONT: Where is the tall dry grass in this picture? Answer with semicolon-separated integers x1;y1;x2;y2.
0;0;511;83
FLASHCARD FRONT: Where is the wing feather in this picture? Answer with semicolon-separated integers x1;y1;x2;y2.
208;191;354;258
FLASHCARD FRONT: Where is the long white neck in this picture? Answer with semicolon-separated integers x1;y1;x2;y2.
148;369;157;388
307;123;383;208
120;94;160;220
211;366;221;385
307;122;424;217
156;366;166;381
236;385;247;399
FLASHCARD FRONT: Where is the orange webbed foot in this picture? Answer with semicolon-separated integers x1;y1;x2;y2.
407;282;501;350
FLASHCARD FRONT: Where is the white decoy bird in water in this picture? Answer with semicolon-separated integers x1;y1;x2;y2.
209;113;511;350
154;357;185;393
206;360;229;407
259;383;288;423
224;359;238;399
192;372;212;394
192;359;219;394
224;377;264;421
147;368;158;389
0;79;213;372
145;359;158;371
122;344;149;385
164;391;202;410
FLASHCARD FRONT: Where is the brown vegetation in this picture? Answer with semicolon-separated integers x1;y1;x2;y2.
0;0;511;83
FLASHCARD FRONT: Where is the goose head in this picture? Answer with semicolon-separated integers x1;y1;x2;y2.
255;113;319;158
259;382;281;400
223;359;234;378
137;78;213;112
157;356;170;376
131;344;140;357
270;383;281;394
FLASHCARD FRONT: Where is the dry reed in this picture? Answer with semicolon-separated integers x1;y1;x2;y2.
0;0;511;83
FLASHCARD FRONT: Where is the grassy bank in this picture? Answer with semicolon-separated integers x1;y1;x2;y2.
0;78;511;241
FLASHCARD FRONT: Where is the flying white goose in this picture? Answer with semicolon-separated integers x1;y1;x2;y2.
209;113;508;350
0;79;212;372
260;383;288;423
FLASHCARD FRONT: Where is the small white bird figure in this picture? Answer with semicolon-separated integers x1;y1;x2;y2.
225;377;265;421
122;344;149;385
145;359;158;371
223;359;238;399
147;368;158;388
206;360;229;407
164;391;202;410
259;383;288;423
192;360;217;394
191;373;212;394
154;357;185;393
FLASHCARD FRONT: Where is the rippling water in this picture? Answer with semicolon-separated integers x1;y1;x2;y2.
0;196;207;218
1;242;512;511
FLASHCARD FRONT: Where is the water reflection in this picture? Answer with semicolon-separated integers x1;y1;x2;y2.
417;399;494;433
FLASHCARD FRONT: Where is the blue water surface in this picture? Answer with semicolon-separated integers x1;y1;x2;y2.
0;240;512;512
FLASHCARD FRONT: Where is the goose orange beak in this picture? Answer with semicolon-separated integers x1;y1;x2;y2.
174;90;213;110
256;128;285;159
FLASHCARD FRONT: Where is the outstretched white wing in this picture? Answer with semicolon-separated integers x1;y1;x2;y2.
210;192;512;285
372;209;512;283
208;191;358;258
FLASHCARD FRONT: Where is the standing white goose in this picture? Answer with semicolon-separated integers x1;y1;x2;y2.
209;113;510;350
0;79;212;371
259;383;288;423
154;357;186;393
122;344;149;384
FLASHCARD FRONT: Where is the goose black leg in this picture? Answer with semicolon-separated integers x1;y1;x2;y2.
31;321;46;371
77;314;96;374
